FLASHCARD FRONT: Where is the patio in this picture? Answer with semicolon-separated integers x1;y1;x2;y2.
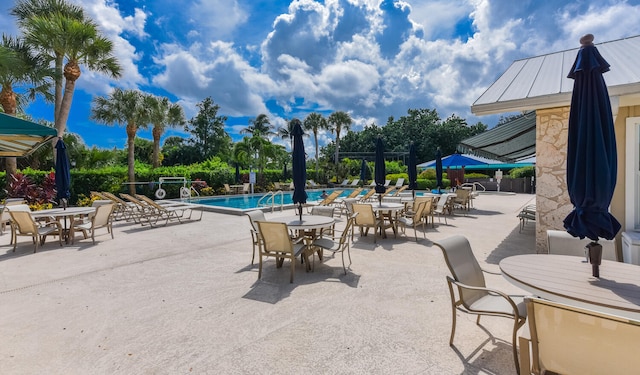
0;193;535;374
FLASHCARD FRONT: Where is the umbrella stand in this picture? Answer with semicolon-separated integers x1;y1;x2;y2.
587;241;602;277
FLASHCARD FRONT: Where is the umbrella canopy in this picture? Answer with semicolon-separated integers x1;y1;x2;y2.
291;122;307;219
360;159;368;187
374;137;386;194
283;162;288;180
563;34;620;241
435;148;444;189
235;163;240;183
0;113;57;157
55;138;71;207
408;142;418;190
417;153;493;169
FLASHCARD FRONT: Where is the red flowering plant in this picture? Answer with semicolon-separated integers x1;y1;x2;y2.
6;172;57;210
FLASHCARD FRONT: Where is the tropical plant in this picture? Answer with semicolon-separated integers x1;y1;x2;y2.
0;34;54;178
303;112;328;180
184;97;230;162
7;171;57;207
240;114;275;184
13;0;121;141
327;111;352;180
145;94;185;168
91;88;148;194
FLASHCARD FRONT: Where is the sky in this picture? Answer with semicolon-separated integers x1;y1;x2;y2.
2;0;640;158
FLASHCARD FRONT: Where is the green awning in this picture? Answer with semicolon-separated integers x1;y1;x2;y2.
0;113;57;157
458;112;536;162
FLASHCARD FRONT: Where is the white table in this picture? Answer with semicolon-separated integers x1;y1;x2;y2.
499;254;640;319
371;202;405;238
31;207;96;245
270;215;336;261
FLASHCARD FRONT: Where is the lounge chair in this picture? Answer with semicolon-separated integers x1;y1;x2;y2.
434;235;526;374
73;202;115;244
358;189;376;202
223;184;232;194
379;186;396;199
519;297;640;375
392;185;408;196
273;182;282;191
349;179;360;187
255;221;311;283
394;178;404;188
100;191;138;222
8;210;62;253
133;194;203;226
308;179;326;188
344;187;363;199
338;179;350;187
242;183;251;194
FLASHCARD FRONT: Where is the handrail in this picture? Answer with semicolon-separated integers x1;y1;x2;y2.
257;190;285;212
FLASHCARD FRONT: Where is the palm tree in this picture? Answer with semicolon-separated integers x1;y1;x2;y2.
327;111;352;179
241;114;274;184
145;94;185;168
0;34;53;179
91;89;148;194
303;112;327;180
13;0;121;141
278;118;302;151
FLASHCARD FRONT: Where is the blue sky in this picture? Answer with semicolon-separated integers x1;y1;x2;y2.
2;0;640;157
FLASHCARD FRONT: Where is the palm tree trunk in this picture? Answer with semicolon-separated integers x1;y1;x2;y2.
127;124;137;195
54;55;64;124
314;131;319;180
0;86;18;188
55;73;78;137
152;126;161;168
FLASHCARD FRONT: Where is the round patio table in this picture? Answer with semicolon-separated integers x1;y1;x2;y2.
499;254;640;319
371;202;405;238
31;207;96;245
270;215;336;261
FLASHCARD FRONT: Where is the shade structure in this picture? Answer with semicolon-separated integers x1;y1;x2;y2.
360;159;368;187
408;142;417;191
55;138;71;208
291;122;307;220
563;35;620;241
435;148;444;190
282;162;288;180
0;112;57;157
418;153;491;169
235;163;240;183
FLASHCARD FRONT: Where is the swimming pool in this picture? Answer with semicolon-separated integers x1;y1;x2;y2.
190;188;428;215
194;189;355;214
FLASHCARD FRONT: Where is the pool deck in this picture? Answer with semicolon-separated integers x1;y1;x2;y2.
0;192;536;374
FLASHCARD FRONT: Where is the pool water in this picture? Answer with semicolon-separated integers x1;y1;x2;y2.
196;189;356;210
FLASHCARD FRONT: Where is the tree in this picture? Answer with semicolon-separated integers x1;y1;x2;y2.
91;88;148;194
184;97;230;162
327;111;352;165
240;113;275;184
13;0;121;142
278;118;301;151
0;34;53;179
145;94;185;168
303;112;328;180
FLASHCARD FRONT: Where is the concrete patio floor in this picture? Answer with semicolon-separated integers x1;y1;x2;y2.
0;193;536;374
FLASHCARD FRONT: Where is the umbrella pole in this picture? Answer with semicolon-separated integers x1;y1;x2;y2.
378;194;382;207
298;203;302;221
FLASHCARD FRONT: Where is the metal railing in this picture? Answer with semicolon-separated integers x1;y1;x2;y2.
257;190;284;212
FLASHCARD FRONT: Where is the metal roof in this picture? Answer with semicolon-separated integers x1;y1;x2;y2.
458;112;536;162
472;35;640;115
0;113;57;157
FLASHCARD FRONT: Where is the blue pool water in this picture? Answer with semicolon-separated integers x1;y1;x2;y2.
196;189;355;210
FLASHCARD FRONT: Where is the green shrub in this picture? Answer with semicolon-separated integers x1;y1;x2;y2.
509;166;535;178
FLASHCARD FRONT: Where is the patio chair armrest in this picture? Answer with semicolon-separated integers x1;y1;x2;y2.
446;276;523;317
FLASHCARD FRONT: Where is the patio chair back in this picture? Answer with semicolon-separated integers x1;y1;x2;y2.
522;297;640;375
243;183;250;194
9;210;62;253
9;210;38;235
224;184;231;194
352;204;376;226
255;221;307;283
246;210;266;264
435;235;487;306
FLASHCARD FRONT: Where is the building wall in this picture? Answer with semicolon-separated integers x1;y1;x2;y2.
535;107;572;253
536;104;640;256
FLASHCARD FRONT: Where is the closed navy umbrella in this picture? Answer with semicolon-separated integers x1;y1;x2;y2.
55;138;71;209
374;137;386;206
435;148;443;192
408;142;418;197
292;122;307;220
283;162;288;180
563;34;621;276
235;163;240;183
360;159;368;187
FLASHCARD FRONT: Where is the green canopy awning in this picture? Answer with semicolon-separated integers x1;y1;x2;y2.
0;113;57;157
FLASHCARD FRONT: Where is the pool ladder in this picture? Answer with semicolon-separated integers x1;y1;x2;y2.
257;190;284;212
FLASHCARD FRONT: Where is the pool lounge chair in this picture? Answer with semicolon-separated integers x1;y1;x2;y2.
394;178;404;188
100;191;139;222
349;179;360;187
133;194;203;226
338;179;350;187
308;179;326;188
392;185;408;196
358;189;376;202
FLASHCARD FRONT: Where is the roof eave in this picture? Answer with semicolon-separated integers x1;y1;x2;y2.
471;93;572;116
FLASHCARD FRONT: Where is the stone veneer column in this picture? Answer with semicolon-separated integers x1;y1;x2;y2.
536;107;572;253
